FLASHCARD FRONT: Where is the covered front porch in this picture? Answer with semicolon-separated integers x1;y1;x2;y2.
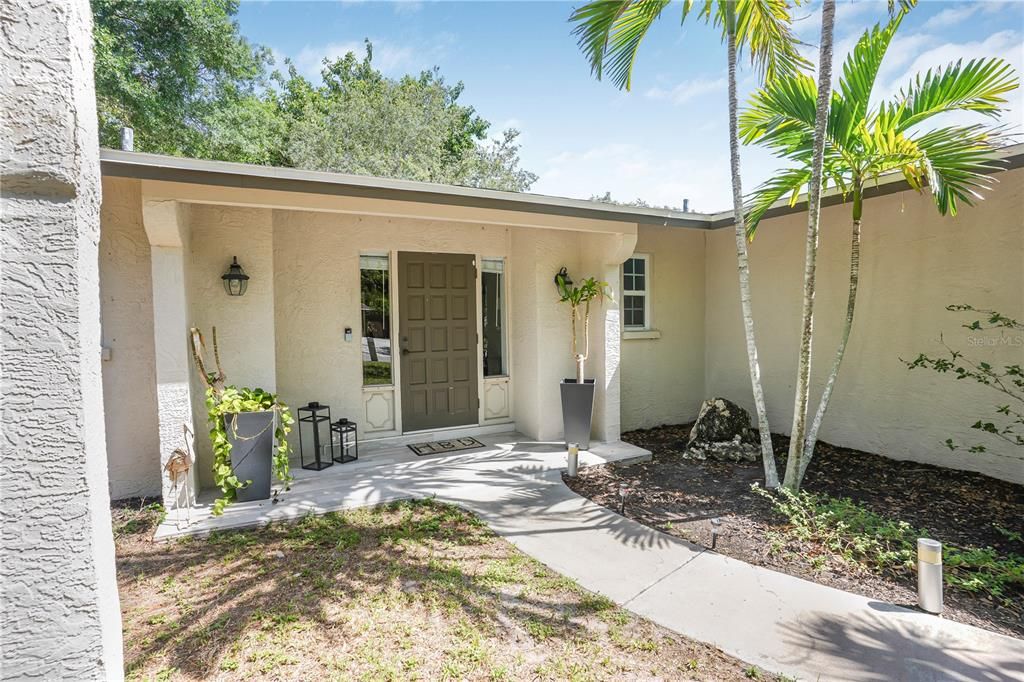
99;151;650;511
154;432;651;541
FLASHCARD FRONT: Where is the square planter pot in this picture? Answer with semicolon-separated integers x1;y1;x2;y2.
225;410;275;503
560;379;596;450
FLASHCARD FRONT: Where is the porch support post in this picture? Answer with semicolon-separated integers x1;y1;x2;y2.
141;199;197;509
585;232;637;444
0;0;124;678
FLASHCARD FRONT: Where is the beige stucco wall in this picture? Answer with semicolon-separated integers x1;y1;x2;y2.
702;171;1024;483
187;205;277;488
99;178;161;498
620;225;707;431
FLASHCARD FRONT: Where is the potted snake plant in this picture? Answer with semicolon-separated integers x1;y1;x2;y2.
190;327;293;514
555;270;611;455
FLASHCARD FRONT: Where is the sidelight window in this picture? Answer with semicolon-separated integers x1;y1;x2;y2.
360;254;392;385
481;258;506;376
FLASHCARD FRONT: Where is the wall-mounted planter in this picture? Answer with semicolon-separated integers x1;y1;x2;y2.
560;379;596;450
225;410;275;502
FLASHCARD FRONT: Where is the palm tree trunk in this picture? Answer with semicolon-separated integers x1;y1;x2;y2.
800;184;862;482
726;6;779;488
783;0;836;491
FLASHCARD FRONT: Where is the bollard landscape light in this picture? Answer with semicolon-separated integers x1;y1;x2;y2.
710;517;723;550
567;442;579;478
918;538;943;614
618;484;628;514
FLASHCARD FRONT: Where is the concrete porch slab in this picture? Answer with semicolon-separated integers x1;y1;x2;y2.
153;433;649;541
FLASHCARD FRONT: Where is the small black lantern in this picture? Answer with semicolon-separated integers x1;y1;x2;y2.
331;418;359;464
221;256;250;297
297;402;334;470
554;266;572;290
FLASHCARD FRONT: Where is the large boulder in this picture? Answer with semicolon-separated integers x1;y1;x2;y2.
685;398;759;462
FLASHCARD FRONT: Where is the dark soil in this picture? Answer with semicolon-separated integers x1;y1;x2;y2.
564;424;1024;638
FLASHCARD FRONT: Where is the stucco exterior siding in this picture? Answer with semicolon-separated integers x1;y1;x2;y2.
620;225;707;431
701;171;1024;483
99;178;162;499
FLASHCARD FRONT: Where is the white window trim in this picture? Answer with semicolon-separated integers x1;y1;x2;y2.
622;253;652;332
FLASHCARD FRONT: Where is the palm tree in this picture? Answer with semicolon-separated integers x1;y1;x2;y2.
784;0;835;492
740;5;1019;490
570;0;807;488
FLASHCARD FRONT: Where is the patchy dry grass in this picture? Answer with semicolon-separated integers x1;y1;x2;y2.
115;498;783;681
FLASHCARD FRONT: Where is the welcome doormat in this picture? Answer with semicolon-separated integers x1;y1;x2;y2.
408;437;486;456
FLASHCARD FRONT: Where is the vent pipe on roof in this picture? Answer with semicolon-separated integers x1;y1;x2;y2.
682;198;689;212
120;127;134;152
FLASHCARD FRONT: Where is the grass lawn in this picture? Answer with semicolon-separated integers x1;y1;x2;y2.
115;498;784;681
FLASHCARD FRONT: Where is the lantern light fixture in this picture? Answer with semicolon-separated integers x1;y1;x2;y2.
221;256;249;297
554;266;572;290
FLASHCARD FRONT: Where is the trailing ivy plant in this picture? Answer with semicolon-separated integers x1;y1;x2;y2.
206;386;294;515
191;327;294;515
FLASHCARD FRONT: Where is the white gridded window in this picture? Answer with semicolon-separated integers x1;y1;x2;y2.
622;255;649;329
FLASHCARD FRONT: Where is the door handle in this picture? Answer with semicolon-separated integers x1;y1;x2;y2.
401;348;410;356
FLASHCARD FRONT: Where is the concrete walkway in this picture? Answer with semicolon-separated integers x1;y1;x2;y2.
157;434;1024;681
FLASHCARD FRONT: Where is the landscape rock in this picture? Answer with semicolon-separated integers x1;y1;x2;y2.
685;398;758;462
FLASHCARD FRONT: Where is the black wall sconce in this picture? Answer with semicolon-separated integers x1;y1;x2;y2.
554;266;572;290
221;256;249;297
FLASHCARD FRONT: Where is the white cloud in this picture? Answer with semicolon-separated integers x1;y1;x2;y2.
922;4;982;30
534;142;730;210
292;37;445;79
644;77;727;105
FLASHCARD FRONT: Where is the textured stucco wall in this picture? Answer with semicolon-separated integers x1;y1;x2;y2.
1;0;124;678
620;225;707;431
99;177;162;499
187;205;276;488
702;172;1024;483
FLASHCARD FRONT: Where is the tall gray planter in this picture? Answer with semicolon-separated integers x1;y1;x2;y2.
225;411;275;503
560;379;596;450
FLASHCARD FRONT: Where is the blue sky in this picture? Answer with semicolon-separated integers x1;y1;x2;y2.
238;0;1024;211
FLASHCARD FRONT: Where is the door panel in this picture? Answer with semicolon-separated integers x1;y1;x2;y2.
399;252;479;432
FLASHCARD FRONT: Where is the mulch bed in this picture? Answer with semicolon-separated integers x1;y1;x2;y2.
564;424;1024;638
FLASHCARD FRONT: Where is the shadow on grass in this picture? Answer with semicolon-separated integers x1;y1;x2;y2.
117;499;625;679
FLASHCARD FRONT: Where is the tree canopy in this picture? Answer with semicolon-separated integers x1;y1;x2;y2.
91;1;536;191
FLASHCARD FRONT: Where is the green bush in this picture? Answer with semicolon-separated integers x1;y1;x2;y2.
753;485;1024;604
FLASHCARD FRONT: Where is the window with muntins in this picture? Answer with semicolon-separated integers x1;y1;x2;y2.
360;254;392;385
622;255;649;329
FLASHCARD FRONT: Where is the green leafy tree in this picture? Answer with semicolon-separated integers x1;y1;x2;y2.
570;0;808;488
91;4;536;190
283;46;537;191
741;6;1018;489
92;0;269;155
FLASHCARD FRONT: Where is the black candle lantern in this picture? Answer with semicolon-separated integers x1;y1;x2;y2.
331;418;359;464
297;402;334;470
221;256;249;297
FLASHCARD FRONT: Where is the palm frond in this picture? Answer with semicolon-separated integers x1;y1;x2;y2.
739;72;818;148
745;166;812;238
912;124;1007;215
733;0;810;82
833;10;908;148
569;0;672;90
889;58;1019;133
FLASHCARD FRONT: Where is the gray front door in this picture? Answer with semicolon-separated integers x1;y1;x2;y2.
398;252;478;432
